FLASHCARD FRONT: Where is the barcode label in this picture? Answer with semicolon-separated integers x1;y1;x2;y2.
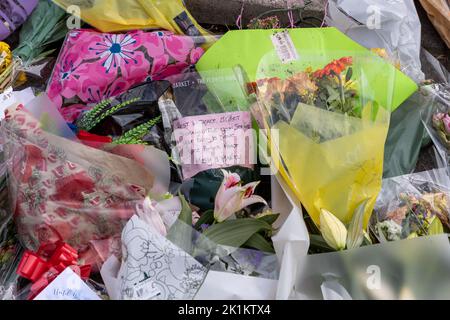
125;278;161;300
271;30;299;64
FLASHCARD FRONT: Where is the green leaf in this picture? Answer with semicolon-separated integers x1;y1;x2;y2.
345;67;353;83
256;213;280;226
194;209;214;230
309;234;335;252
325;85;335;96
346;199;369;249
177;192;193;226
244;233;275;253
428;216;444;235
362;230;373;246
166;193;193;254
201;218;272;248
327;91;340;103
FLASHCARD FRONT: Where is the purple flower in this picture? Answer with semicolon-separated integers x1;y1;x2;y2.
200;224;210;231
443;114;450;134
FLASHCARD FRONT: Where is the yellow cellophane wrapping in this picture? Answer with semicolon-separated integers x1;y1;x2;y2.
270;103;389;228
53;0;213;39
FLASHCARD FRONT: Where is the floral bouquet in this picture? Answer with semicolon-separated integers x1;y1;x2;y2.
421;84;450;167
100;169;282;300
248;52;402;252
371;168;450;242
1;103;160;268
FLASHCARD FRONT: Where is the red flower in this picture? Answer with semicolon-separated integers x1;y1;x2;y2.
50;172;95;208
313;57;353;78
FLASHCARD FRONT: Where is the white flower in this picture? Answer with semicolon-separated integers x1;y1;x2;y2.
377;220;402;241
320;209;348;251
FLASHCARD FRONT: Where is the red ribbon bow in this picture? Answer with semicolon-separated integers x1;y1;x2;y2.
17;241;91;300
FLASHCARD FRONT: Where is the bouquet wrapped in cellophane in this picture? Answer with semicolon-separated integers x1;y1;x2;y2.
247;48;416;251
421;83;450;168
0;100;170;270
371;168;450;242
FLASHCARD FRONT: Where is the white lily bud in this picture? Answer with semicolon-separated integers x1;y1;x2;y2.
320;208;348;251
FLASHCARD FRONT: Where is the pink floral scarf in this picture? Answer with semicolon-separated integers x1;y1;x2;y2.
3;105;155;269
47;29;205;122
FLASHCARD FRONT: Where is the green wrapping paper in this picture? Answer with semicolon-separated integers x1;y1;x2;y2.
383;91;431;178
196;28;418;111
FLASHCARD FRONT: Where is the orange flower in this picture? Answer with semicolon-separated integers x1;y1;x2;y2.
313;57;353;79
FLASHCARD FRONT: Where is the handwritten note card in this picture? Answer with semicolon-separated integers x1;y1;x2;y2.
172;111;255;180
34;267;101;300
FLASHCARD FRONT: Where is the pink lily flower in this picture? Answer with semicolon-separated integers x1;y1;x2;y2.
443;114;450;134
135;197;167;236
214;170;267;222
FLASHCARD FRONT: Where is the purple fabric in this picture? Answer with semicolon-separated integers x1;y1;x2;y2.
0;0;38;40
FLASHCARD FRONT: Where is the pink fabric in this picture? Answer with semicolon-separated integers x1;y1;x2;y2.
4;105;155;269
47;29;205;122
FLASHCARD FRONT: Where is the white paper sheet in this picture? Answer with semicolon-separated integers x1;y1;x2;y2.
0;87;35;120
34;267;101;300
195;271;278;300
270;175;310;300
114;215;207;300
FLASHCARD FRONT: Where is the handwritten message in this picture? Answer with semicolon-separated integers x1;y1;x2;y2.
173;111;256;180
34;267;101;300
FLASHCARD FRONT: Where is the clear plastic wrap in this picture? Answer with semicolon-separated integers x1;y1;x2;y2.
421;84;450;168
0;208;22;300
249;51;405;229
100;215;279;300
156;69;257;183
383;91;430;178
324;0;425;83
290;234;450;300
1;104;166;270
76;81;170;150
383;48;450;178
371;168;450;242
